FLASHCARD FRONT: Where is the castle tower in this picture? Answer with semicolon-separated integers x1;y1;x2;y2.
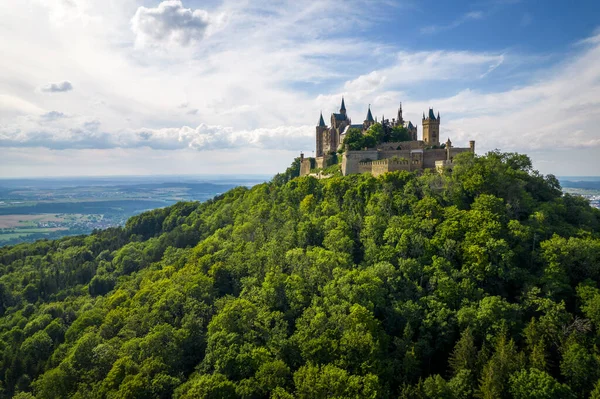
422;108;440;146
363;105;375;130
445;137;452;161
340;97;346;116
407;121;417;141
316;112;327;157
397;103;404;125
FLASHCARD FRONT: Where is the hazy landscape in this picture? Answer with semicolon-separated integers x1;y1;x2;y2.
0;174;597;247
0;176;269;246
560;177;600;209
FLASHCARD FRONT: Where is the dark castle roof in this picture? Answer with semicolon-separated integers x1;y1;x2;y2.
366;106;374;122
318;113;326;127
333;113;347;121
428;108;437;120
408;121;415;129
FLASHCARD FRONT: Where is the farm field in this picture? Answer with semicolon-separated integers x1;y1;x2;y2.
0;214;65;228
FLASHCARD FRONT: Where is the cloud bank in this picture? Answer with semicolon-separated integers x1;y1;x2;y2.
0;121;313;151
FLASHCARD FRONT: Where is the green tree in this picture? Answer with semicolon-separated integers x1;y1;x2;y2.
509;368;575;399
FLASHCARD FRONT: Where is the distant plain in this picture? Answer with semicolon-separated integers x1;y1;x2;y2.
0;175;270;246
0;174;596;247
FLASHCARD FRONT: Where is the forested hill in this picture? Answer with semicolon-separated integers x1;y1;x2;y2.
2;152;600;399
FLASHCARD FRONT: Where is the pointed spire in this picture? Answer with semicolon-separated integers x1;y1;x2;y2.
423;112;425;119
366;104;374;122
318;111;326;127
340;97;346;113
437;111;440;120
397;102;404;124
428;108;436;120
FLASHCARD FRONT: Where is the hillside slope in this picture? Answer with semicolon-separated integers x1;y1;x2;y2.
1;151;600;398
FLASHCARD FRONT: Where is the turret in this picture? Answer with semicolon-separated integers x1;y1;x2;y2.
407;121;417;141
363;104;375;130
422;107;441;146
366;105;374;123
469;140;475;153
316;111;328;157
397;102;404;125
318;112;326;128
340;97;346;116
445;138;452;161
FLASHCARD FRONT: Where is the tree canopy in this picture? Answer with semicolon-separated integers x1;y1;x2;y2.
342;123;413;151
0;151;599;398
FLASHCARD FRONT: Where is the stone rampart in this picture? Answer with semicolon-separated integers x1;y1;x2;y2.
342;149;379;175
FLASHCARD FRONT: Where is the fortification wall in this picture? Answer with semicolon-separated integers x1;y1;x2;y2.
423;149;447;169
342;149;379;175
376;141;424;151
369;159;413;177
448;147;472;160
300;159;312;177
315;157;324;169
378;149;413;160
358;162;372;174
340;145;474;176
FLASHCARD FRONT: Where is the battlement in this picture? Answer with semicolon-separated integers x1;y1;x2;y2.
361;158;418;166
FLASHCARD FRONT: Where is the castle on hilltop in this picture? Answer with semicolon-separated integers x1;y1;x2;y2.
300;98;475;177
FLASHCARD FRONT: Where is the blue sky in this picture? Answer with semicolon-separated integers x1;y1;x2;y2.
0;0;599;176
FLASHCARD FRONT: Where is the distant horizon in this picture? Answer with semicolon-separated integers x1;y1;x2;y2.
0;173;274;180
0;174;599;182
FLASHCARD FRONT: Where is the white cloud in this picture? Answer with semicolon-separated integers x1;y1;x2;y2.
40;111;68;121
40;81;73;93
421;10;484;35
404;35;600;154
131;0;220;47
0;95;45;117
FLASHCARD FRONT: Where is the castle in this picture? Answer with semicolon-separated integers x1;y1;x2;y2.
300;98;475;177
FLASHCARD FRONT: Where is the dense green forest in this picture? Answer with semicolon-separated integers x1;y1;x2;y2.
1;151;600;398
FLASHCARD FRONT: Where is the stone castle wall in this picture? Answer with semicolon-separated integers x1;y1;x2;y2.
341;145;473;177
376;141;424;151
342;149;379;175
422;149;446;169
300;158;312;176
370;159;411;177
358;162;373;174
